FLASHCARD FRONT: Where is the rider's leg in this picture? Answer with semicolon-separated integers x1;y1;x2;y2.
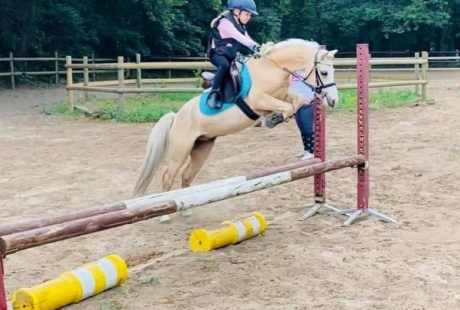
295;104;315;159
208;54;230;108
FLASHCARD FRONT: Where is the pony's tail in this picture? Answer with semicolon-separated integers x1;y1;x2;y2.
132;112;176;197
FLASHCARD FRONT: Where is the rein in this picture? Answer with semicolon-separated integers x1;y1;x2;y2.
265;49;336;95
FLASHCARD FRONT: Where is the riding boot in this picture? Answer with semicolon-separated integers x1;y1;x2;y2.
206;65;227;108
206;90;222;109
301;133;315;160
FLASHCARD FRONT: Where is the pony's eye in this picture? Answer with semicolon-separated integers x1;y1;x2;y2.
320;71;328;76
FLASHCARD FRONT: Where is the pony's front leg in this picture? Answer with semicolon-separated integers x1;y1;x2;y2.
284;93;308;113
252;93;297;128
253;93;295;120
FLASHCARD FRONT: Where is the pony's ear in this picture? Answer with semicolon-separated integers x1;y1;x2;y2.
261;42;275;55
329;49;338;57
320;49;338;60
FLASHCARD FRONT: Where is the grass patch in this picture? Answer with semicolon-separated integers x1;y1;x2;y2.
44;89;420;122
335;89;419;112
43;102;85;117
103;93;196;122
43;93;197;122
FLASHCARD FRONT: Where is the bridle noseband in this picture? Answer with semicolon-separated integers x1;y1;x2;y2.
265;49;336;96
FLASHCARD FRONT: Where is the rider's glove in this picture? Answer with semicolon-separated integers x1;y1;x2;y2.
251;44;261;58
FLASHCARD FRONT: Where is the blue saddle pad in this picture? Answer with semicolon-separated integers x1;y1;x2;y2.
199;64;252;116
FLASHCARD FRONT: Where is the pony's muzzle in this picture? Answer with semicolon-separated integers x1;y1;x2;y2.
325;95;337;108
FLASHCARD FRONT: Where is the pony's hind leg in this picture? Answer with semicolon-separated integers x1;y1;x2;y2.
161;137;196;192
158;137;195;224
178;138;216;218
181;138;216;188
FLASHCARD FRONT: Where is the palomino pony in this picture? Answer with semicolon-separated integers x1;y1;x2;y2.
133;39;338;197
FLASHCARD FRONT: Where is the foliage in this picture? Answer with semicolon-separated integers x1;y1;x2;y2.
0;0;458;57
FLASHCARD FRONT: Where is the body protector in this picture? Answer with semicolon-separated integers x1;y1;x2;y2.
209;11;253;60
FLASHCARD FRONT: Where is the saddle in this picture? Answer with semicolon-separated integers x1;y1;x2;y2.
201;62;283;127
201;60;242;103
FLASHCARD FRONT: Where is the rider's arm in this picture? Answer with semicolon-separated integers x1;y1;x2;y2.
217;18;258;49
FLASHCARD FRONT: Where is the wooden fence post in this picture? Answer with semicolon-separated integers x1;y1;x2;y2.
91;52;96;81
55;51;59;85
167;56;171;78
136;53;142;88
421;51;428;102
414;52;420;95
118;56;125;109
9;52;15;89
66;56;75;111
83;56;89;102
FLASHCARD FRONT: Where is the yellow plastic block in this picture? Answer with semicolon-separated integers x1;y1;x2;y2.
12;254;128;310
189;211;267;252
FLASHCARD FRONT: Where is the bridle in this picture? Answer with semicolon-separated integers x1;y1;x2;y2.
265;49;336;98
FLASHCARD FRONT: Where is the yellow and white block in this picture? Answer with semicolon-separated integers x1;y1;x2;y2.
12;254;128;310
189;211;267;252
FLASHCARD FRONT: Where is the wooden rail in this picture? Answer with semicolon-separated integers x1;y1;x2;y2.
0;52;116;89
64;52;435;108
1;51;459;91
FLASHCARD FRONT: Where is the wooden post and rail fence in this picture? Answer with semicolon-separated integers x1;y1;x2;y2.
63;52;436;110
2;50;460;108
0;52;117;90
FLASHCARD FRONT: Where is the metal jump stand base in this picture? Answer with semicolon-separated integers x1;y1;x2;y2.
335;207;396;226
299;201;396;226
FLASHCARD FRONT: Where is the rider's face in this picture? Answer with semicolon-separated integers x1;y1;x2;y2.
238;10;252;24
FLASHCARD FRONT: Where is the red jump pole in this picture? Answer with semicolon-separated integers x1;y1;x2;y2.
301;43;395;225
341;43;396;226
314;44;328;203
0;255;6;310
300;45;345;220
356;43;370;210
313;96;326;202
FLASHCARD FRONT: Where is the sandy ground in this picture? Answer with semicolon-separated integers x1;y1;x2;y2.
0;72;459;309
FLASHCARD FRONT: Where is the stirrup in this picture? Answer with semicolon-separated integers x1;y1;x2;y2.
265;113;284;129
206;90;222;109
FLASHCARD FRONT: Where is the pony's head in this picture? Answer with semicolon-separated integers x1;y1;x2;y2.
315;49;338;108
263;39;339;108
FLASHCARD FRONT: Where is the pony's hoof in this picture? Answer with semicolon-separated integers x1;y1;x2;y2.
182;209;193;217
265;113;284;128
159;215;171;223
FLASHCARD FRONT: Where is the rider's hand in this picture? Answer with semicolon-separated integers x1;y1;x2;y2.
251;44;261;58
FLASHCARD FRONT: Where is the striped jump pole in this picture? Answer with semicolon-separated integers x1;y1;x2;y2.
0;159;320;237
0;156;364;256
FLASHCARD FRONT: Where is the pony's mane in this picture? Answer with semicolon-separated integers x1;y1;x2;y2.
267;39;319;54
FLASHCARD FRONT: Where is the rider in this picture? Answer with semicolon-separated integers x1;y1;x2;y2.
290;70;316;160
207;0;261;109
